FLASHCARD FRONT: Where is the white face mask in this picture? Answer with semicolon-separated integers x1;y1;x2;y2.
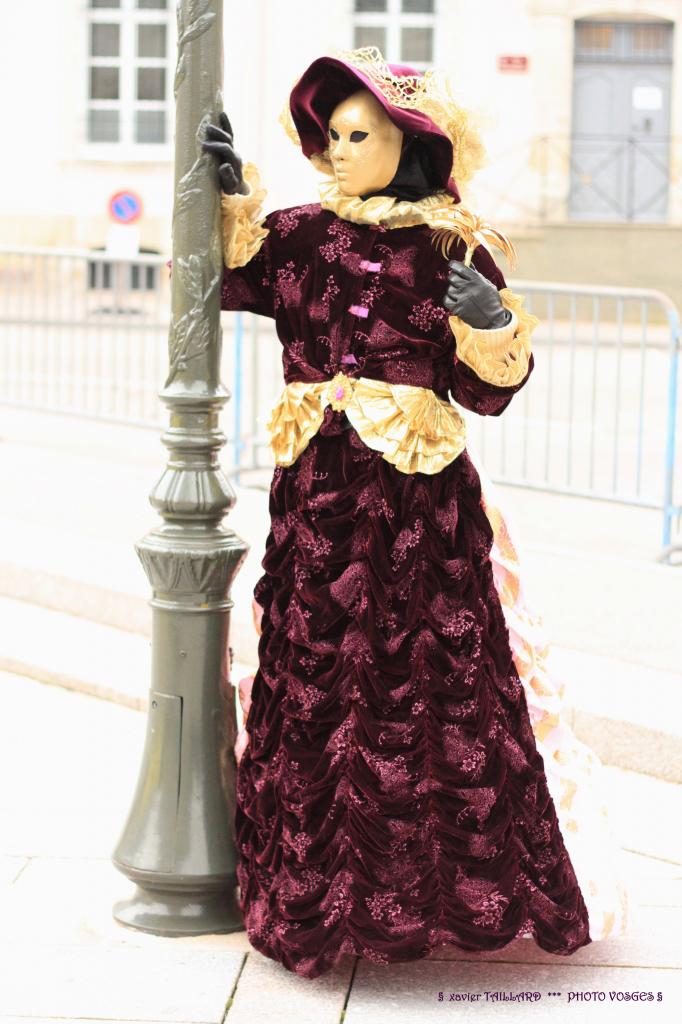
327;88;404;197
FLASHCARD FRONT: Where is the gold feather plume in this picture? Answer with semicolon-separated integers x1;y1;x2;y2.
428;206;517;270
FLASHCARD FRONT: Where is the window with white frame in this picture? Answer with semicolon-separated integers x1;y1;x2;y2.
86;0;174;147
353;0;436;68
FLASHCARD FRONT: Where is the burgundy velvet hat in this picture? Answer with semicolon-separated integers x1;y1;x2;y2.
288;52;461;201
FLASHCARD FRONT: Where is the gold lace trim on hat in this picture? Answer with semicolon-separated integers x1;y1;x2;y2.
449;288;540;388
280;46;487;191
266;374;467;475
220;162;269;269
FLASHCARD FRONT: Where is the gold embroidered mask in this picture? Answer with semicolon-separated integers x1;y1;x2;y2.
327;89;404;197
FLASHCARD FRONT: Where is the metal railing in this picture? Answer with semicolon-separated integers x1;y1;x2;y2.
468;281;681;558
1;249;680;558
0;246;171;426
227;281;682;558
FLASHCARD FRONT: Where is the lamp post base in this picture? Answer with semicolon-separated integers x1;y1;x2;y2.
112;871;244;936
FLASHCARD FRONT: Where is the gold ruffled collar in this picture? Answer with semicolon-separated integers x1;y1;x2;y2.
318;177;456;229
318;176;518;267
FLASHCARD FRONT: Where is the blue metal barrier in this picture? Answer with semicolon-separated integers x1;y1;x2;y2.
1;249;679;560
227;280;681;561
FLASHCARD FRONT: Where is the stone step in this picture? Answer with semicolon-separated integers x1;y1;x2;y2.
550;644;682;784
0;595;255;721
0;481;270;668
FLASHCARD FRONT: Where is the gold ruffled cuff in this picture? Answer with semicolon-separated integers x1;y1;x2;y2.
449;287;540;388
220;162;269;269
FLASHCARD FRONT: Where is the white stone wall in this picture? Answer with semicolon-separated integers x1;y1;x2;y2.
1;0;681;251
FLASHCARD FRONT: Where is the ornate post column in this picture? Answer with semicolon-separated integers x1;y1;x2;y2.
112;0;247;935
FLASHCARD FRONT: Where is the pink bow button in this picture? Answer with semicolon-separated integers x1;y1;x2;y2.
359;260;382;272
348;304;369;318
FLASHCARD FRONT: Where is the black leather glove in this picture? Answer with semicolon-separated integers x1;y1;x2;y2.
443;260;511;330
201;112;248;196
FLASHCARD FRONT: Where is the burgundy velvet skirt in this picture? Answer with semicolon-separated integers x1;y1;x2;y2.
234;406;591;978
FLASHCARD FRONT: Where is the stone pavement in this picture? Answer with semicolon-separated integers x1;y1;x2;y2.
0;671;681;1023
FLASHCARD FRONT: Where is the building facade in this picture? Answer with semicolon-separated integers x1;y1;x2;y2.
2;0;681;299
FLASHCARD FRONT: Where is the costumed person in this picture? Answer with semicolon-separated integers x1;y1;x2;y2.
202;47;629;979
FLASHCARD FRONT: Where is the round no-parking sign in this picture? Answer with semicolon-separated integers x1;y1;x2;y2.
109;190;143;224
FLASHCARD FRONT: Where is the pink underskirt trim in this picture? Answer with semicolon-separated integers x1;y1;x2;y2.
467;442;630;944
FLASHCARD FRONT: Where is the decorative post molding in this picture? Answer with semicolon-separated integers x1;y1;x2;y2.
112;0;247;935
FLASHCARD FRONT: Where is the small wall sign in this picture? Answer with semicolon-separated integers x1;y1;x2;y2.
498;55;529;72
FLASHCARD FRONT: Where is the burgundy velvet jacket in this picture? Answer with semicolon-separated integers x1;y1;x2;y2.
220;202;534;420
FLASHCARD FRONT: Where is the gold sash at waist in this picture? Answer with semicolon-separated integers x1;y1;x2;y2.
265;372;467;475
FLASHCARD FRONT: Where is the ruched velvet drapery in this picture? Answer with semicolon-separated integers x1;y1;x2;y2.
220;200;591;978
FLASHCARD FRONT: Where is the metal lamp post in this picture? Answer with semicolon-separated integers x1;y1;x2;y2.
112;0;247;935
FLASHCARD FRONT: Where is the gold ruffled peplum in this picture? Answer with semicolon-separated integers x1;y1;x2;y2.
266;373;467;475
449;288;540;388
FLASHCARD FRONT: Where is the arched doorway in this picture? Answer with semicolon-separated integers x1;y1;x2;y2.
569;17;673;221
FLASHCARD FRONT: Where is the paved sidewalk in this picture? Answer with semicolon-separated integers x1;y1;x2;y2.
0;671;681;1023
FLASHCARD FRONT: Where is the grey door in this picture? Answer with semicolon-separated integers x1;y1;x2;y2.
569;20;673;222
